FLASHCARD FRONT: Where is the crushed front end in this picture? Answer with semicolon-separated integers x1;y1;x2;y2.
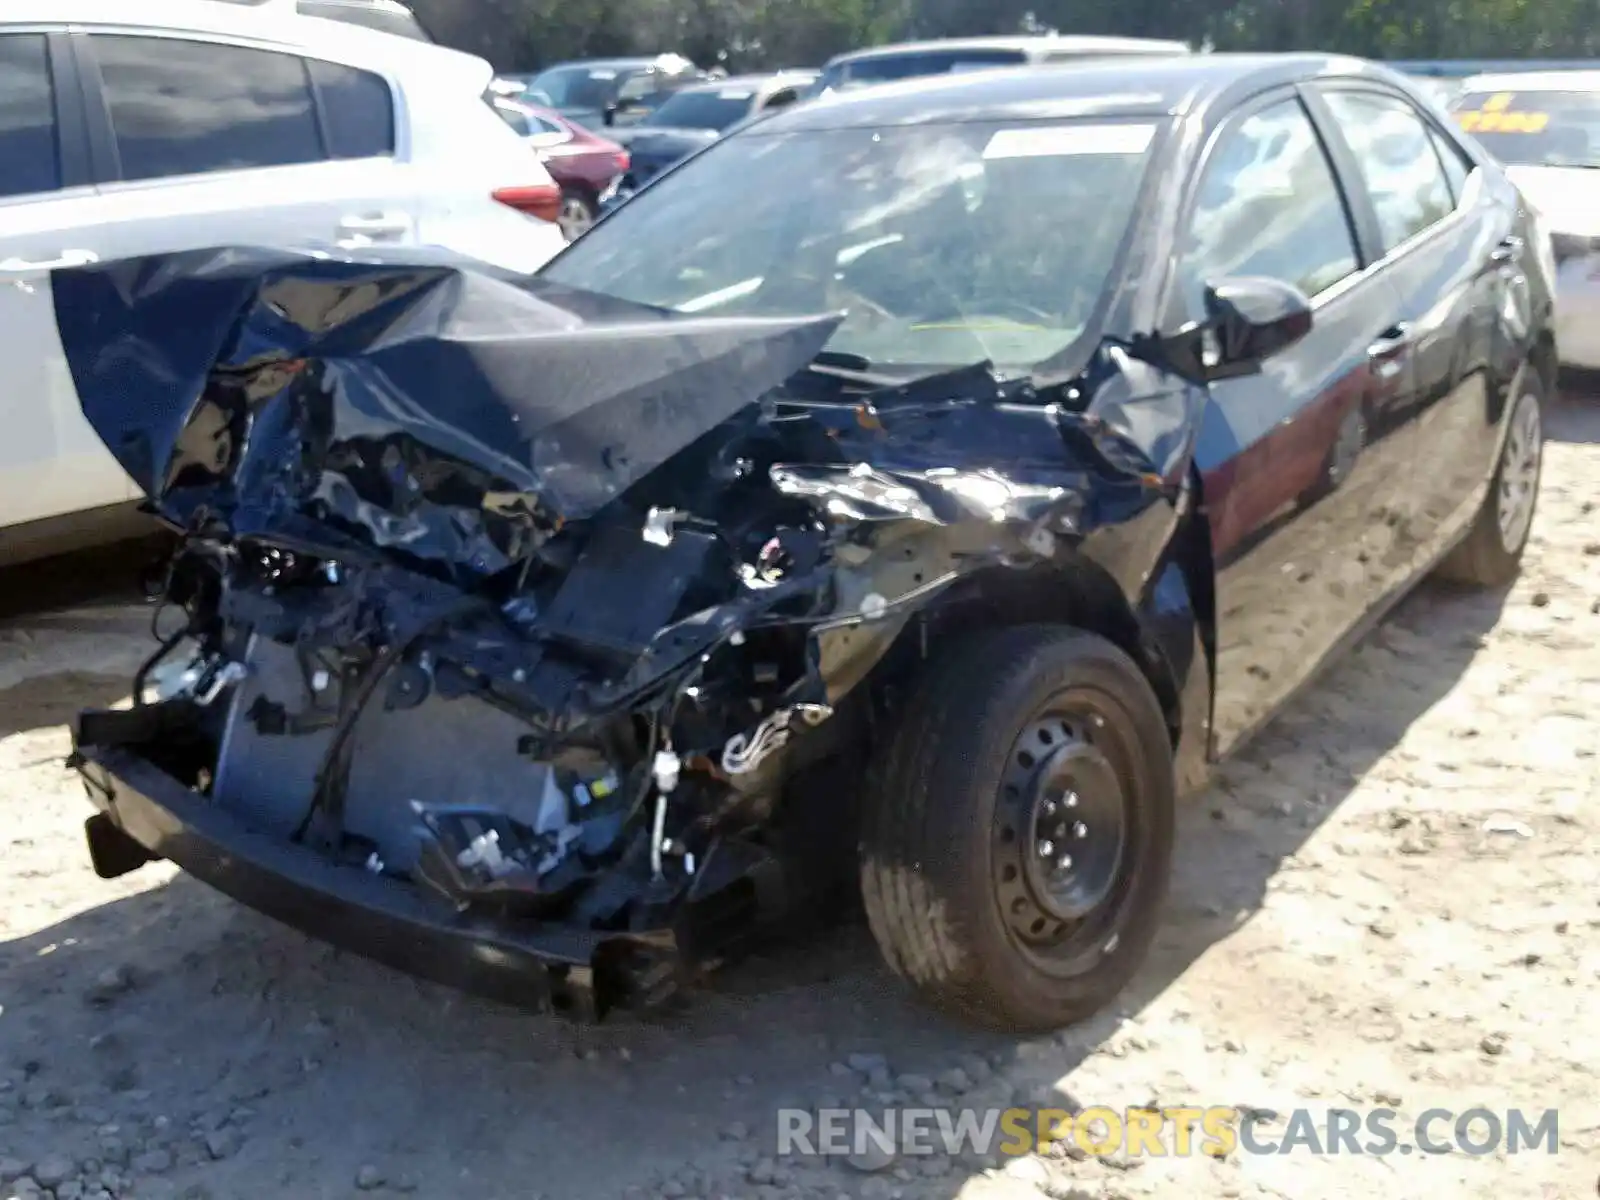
61;247;1186;1018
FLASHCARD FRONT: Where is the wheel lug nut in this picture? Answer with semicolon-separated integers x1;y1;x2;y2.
1064;792;1079;808
1073;821;1088;839
1043;800;1057;816
1057;854;1073;871
1039;839;1055;857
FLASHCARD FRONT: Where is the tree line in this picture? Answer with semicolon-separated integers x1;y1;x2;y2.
411;0;1600;75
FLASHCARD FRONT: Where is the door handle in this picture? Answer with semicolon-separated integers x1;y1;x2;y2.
1490;234;1523;264
1368;323;1411;380
0;248;99;276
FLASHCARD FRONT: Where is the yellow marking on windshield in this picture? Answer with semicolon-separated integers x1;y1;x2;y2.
1455;105;1550;134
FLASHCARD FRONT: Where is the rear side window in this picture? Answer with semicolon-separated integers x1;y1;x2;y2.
92;35;322;181
308;59;394;158
0;33;60;198
1320;90;1455;253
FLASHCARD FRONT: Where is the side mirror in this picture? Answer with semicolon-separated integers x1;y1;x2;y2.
602;102;618;126
1200;276;1313;378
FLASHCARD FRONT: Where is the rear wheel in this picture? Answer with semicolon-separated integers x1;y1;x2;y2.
860;625;1175;1033
1435;372;1544;587
557;191;597;241
1299;400;1369;507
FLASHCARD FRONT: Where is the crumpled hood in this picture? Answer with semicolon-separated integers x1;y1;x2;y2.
53;245;839;580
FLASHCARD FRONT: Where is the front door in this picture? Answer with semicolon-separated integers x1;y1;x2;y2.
1176;90;1421;759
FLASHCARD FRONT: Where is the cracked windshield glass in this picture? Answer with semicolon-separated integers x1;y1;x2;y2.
540;118;1160;369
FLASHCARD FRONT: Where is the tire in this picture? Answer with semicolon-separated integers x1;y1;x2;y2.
1434;370;1544;587
859;624;1176;1033
557;191;597;241
1298;400;1369;508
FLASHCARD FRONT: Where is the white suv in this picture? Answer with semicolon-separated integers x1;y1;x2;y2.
0;0;567;566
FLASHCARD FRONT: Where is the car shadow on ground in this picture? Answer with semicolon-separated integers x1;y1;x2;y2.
0;563;1512;1198
0;540;173;742
1550;380;1600;443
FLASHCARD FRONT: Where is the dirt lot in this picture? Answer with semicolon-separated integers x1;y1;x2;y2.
1;397;1596;1200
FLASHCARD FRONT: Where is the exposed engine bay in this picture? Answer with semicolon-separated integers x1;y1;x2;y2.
61;247;1198;1017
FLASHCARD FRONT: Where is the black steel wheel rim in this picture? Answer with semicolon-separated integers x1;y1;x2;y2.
990;691;1142;976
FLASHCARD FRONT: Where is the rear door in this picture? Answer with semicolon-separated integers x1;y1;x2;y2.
1177;89;1418;758
0;28;131;528
76;30;414;261
1308;83;1515;562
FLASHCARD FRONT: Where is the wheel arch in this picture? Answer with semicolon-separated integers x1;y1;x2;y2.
863;511;1217;790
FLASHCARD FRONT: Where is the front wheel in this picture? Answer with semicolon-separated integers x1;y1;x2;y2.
860;625;1175;1033
1435;371;1544;587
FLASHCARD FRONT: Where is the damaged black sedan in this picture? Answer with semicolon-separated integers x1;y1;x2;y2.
63;54;1553;1031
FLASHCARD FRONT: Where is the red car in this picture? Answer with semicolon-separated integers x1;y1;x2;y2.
491;98;629;239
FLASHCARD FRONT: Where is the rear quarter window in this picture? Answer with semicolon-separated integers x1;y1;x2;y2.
308;59;395;158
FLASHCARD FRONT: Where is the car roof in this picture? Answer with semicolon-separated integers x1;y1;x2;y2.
1457;70;1600;93
824;34;1191;67
768;52;1382;130
0;0;475;69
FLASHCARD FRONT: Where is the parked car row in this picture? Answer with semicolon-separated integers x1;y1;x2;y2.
568;35;1199;217
59;50;1555;1033
597;70;818;212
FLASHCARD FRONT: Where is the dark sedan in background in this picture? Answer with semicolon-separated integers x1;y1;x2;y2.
598;70;817;210
66;53;1553;1031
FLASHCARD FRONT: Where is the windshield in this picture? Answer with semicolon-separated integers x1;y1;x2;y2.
528;65;629;110
1451;88;1600;167
816;48;1027;94
541;117;1159;369
642;87;755;130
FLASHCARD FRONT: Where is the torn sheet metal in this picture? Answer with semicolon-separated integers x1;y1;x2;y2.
54;245;840;579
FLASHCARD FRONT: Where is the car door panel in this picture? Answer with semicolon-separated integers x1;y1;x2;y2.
1174;90;1421;760
1200;271;1417;758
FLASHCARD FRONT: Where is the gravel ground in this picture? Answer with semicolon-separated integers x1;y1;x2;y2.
1;396;1596;1200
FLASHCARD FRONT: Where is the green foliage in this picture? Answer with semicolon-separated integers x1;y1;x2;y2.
409;0;1600;73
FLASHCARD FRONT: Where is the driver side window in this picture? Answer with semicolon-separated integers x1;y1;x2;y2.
1178;97;1359;320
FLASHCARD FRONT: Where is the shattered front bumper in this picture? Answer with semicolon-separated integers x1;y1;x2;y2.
72;738;676;1020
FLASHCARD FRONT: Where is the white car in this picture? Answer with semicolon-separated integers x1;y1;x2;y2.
0;0;567;566
1450;71;1600;369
